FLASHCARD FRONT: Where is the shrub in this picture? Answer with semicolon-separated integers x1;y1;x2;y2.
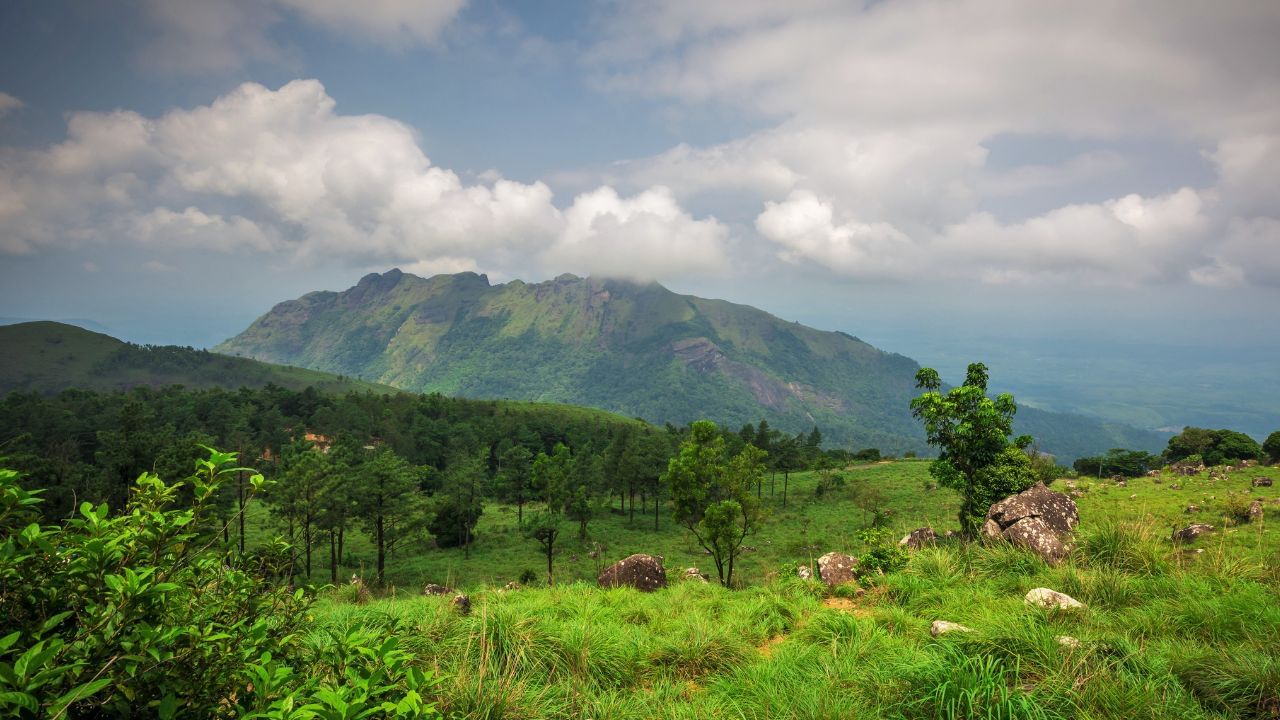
0;450;441;719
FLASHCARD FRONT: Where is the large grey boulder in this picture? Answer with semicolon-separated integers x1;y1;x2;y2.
598;553;667;592
816;552;858;587
983;482;1079;565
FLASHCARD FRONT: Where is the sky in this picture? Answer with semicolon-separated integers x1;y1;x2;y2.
1;1;1278;430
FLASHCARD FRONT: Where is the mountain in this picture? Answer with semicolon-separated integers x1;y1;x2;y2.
0;321;393;396
216;270;1166;461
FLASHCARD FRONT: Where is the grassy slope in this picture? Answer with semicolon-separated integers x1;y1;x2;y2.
217;270;1167;461
301;461;1280;719
0;321;394;396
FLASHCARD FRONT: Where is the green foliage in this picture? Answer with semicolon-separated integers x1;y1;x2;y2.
911;363;1036;534
1164;426;1261;466
855;524;909;576
665;421;766;586
1264;430;1280;464
1073;447;1159;477
0;449;441;719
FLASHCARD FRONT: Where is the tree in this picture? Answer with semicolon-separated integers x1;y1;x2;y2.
1265;430;1280;465
1164;427;1262;466
523;510;562;585
910;362;1035;535
428;450;487;556
354;448;422;587
665;420;766;587
495;444;534;525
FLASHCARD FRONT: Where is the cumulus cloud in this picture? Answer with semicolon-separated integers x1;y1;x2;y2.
0;79;723;281
582;1;1280;289
547;186;729;280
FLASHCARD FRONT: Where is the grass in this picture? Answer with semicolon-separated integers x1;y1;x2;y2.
291;460;1280;718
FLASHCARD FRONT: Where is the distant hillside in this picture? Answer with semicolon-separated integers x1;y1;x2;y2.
216;270;1166;461
0;321;394;396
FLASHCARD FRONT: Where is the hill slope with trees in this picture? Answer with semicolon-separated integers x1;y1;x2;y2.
216;269;1165;461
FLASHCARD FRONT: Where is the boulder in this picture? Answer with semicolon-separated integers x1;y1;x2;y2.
1172;523;1214;543
899;527;939;549
597;553;667;592
452;593;471;615
1254;477;1273;487
983;482;1079;565
1247;500;1263;523
422;583;452;596
1024;588;1085;611
681;567;710;583
816;552;859;586
930;620;973;637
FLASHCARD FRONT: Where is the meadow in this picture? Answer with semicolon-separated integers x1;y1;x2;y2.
299;461;1279;719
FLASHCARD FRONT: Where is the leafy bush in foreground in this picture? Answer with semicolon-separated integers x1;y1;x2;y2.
0;450;441;719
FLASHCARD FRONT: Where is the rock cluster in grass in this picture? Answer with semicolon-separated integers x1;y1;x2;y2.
598;553;667;592
1172;523;1214;543
816;552;858;587
681;567;710;583
422;583;452;595
898;527;938;549
982;482;1079;565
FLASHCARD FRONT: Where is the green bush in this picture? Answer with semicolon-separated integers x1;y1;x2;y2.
0;450;441;719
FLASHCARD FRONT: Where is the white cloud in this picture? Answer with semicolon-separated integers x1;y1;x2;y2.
142;259;178;273
581;1;1280;289
0;79;722;282
548;186;730;280
596;0;1280;139
0;92;22;118
756;190;915;279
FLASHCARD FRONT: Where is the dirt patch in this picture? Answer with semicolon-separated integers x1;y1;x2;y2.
821;596;877;618
757;634;786;658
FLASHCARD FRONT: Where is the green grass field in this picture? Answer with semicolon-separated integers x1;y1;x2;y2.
252;461;1280;718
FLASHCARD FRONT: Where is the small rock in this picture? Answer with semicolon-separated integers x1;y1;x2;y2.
598;553;668;592
452;593;471;615
681;567;709;582
797;565;813;580
1172;523;1214;543
422;583;452;596
930;620;973;637
816;552;859;587
899;527;939;549
1152;477;1163;484
1129;494;1137;499
1170;483;1182;490
1247;500;1263;523
1185;505;1201;513
1056;635;1081;648
1114;480;1128;488
501;581;522;592
1024;587;1086;611
1253;477;1273;488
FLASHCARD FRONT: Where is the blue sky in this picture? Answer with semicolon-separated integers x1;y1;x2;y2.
1;0;1278;431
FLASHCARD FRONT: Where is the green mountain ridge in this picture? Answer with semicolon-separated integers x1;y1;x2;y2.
0;320;394;396
215;270;1166;461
